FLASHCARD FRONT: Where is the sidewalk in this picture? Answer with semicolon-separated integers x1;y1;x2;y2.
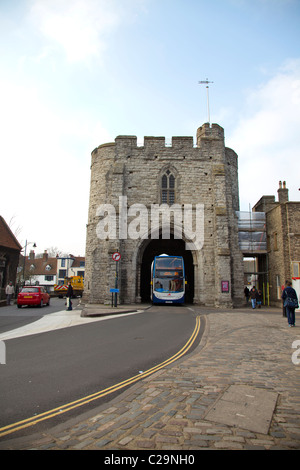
2;305;300;450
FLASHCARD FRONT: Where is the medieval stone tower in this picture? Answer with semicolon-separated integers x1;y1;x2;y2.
84;123;244;307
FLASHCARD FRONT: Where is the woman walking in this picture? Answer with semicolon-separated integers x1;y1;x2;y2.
281;281;299;327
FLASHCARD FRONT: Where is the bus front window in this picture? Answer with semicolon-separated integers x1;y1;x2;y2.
154;277;183;293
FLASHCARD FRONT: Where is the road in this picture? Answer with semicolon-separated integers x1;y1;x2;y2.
0;305;201;439
0;297;77;334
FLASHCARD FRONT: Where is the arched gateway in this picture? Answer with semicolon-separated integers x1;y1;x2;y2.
83;123;244;308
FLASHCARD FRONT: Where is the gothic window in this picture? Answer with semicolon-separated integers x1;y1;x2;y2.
161;170;175;204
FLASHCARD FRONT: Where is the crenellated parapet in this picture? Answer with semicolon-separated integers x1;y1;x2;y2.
196;123;225;145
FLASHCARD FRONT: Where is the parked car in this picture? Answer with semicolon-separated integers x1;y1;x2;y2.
17;286;50;308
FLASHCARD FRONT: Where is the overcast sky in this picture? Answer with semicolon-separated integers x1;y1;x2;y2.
1;0;299;256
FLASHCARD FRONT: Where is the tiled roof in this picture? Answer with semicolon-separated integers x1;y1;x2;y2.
0;216;22;251
24;256;57;275
71;256;85;268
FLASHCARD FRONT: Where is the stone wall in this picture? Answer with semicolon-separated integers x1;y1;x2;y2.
256;182;300;306
84;123;244;307
266;200;300;305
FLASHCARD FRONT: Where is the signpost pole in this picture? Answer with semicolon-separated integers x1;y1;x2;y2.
111;252;121;307
114;260;118;307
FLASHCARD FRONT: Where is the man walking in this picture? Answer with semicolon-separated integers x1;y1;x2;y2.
5;281;15;305
66;281;73;311
250;286;258;309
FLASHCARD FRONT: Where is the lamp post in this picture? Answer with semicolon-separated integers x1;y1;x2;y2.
22;240;37;286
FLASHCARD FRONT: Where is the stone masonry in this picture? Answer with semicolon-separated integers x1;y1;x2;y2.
84;123;244;307
253;181;300;307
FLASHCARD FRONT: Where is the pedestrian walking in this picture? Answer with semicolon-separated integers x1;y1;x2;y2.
256;289;262;308
281;281;299;327
281;284;287;317
244;286;250;304
5;281;15;305
250;286;258;309
66;281;73;311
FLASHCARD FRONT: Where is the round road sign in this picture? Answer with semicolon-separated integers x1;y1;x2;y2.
112;252;121;261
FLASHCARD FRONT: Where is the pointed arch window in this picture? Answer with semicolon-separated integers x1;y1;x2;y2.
161;170;175;204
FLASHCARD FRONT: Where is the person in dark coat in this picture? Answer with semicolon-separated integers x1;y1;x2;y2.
281;281;298;327
256;289;262;308
250;286;258;309
244;286;250;304
66;281;73;311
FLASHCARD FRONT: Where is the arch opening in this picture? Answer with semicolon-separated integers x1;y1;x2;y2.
139;234;194;303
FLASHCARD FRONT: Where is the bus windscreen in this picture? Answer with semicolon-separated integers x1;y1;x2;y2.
154;257;184;293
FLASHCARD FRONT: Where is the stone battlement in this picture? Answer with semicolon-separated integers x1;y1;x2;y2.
92;124;225;156
196;123;224;143
114;135;195;149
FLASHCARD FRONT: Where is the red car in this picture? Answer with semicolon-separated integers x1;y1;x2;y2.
17;286;50;308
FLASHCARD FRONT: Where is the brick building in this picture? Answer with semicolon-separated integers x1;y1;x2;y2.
84;123;244;307
20;250;58;292
0;216;22;303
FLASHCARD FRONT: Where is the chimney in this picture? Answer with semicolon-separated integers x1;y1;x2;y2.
278;180;289;204
29;250;35;260
43;250;48;261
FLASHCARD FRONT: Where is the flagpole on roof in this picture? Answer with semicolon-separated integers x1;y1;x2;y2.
198;78;213;125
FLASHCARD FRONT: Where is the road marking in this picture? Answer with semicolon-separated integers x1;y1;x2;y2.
0;309;143;341
0;316;201;438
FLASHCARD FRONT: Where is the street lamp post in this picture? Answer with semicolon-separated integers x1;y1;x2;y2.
22;240;37;286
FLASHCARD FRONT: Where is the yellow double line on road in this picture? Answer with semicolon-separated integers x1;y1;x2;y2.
0;316;201;439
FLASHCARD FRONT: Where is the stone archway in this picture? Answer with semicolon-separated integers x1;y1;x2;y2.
137;234;195;303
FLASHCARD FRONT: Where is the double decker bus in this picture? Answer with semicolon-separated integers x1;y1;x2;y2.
151;254;185;304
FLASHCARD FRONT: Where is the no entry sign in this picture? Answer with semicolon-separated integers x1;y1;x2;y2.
112;252;121;261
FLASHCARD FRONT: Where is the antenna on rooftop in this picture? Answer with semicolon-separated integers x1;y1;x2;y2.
198;78;214;125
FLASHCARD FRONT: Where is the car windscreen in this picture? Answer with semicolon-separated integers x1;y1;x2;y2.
21;287;39;293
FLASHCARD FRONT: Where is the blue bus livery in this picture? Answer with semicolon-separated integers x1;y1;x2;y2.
151;254;185;304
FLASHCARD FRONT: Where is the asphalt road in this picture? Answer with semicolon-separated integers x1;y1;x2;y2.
0;305;200;437
0;297;77;334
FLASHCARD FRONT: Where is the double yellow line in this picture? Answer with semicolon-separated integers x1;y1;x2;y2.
0;316;201;439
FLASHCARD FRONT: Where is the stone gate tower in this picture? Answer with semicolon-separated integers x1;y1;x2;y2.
84;123;244;307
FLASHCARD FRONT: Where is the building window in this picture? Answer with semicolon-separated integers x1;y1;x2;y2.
292;262;300;278
61;259;66;267
161;170;175;204
59;269;66;279
45;275;54;281
273;232;278;251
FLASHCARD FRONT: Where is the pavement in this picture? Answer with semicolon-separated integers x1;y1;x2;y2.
1;302;300;450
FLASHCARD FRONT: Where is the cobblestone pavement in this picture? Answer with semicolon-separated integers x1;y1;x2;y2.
2;306;300;450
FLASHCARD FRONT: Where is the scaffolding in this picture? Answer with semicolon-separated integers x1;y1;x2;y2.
236;211;269;305
236;211;267;253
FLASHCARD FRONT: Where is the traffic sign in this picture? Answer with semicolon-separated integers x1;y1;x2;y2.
112;252;121;261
